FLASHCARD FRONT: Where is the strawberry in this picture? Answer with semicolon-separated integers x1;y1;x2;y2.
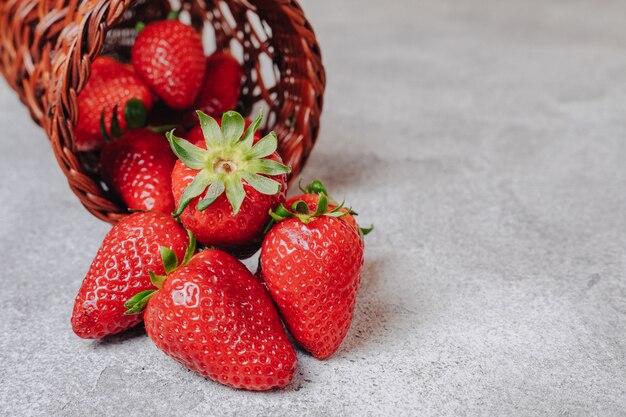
75;56;154;151
167;110;290;258
259;194;366;359
71;212;193;339
131;18;206;110
100;128;177;214
191;52;243;118
139;249;297;391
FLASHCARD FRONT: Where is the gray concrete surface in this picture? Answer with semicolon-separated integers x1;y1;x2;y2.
1;0;625;415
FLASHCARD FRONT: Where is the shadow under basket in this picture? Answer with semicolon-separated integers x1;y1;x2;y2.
0;0;325;223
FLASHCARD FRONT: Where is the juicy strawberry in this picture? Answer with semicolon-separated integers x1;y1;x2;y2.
168;111;289;258
192;52;243;117
75;56;154;151
143;249;298;391
101;129;176;214
71;212;189;339
259;195;365;359
131;20;206;109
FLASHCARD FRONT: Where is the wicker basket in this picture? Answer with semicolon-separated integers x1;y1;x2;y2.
0;0;325;223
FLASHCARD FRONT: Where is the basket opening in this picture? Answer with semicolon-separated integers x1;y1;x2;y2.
75;0;290;213
40;0;323;222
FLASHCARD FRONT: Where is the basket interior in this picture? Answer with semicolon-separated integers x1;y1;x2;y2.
81;0;292;207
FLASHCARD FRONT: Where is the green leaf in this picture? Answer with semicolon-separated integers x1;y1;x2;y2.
135;22;146;33
173;169;212;217
167;10;181;20
123;289;156;315
197;111;222;149
274;204;293;219
221;111;245;145
224;176;246;215
160;246;178;274
239;111;263;150
124;98;147;129
291;200;310;215
181;230;196;266
314;193;329;216
241;173;282;196
149;271;167;289
166;131;207;170
268;204;294;224
305;180;328;195
110;106;124;138
198;180;225;211
248;132;278;159
123;290;153;308
325;211;349;218
250;159;291;176
359;224;374;236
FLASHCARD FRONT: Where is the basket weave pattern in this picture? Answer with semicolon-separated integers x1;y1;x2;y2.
0;0;325;223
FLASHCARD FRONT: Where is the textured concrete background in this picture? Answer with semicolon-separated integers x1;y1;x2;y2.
1;0;625;415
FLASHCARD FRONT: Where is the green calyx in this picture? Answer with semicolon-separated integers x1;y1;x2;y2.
269;193;349;226
167;110;291;217
124;230;197;315
166;10;181;20
299;179;328;196
280;179;374;238
100;99;147;142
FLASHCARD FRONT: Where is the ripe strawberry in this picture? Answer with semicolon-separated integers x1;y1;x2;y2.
259;194;366;359
75;56;154;151
141;249;297;391
167;110;289;258
131;18;206;110
101;128;176;214
71;212;193;339
192;52;243;118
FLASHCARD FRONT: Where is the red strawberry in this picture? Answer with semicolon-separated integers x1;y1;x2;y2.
142;249;297;391
192;52;243;118
71;212;192;339
75;56;154;151
101;128;176;214
131;19;206;110
167;111;289;258
259;194;366;359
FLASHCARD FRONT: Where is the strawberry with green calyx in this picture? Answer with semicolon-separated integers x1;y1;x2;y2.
167;110;290;257
76;56;154;151
98;99;177;214
71;212;193;339
281;179;374;238
140;249;298;391
123;231;197;315
131;14;206;110
259;193;366;360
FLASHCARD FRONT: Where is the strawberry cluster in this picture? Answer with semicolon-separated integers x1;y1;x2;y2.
70;13;372;392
